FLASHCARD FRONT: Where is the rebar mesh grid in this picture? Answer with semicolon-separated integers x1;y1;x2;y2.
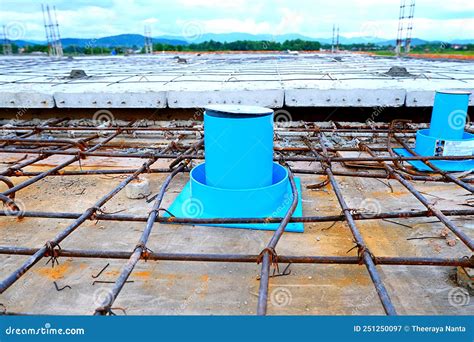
0;118;473;316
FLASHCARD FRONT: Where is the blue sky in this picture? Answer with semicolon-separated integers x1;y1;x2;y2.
0;0;473;41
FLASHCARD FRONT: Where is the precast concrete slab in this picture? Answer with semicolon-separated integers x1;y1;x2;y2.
0;53;473;109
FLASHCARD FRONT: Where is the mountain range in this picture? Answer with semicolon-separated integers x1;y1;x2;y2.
12;33;474;48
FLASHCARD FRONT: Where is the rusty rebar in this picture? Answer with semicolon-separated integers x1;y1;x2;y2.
1;246;472;268
392;135;474;193
256;168;299;315
0;120;472;316
307;135;397;315
1;148;473;163
0;155;158;294
361;143;474;251
1;208;472;224
94;162;187;315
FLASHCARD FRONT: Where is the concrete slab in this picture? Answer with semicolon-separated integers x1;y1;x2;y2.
0;53;473;109
0;121;473;315
285;88;406;107
167;89;284;108
54;84;167;108
0;84;55;108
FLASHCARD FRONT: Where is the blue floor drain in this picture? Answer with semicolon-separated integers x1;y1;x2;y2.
167;105;304;233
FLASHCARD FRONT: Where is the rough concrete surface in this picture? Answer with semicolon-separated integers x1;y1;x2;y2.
0;135;473;315
0;53;473;109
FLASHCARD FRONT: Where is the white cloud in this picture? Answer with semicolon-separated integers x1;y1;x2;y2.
176;0;251;10
176;18;272;35
275;8;305;35
0;0;473;41
143;17;159;24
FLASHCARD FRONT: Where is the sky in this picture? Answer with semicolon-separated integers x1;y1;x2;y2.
0;0;473;42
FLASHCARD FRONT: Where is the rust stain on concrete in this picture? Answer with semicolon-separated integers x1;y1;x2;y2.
36;261;71;280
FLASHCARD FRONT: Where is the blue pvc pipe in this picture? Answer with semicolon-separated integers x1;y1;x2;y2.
429;90;470;140
204;106;274;189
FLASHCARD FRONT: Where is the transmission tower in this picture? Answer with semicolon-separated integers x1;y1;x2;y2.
2;25;12;55
331;24;335;53
41;4;52;55
144;25;153;54
336;26;340;52
405;0;415;53
53;6;63;56
42;4;63;57
395;0;406;56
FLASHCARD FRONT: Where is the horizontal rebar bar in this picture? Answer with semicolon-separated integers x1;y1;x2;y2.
5;167;472;183
1;208;472;224
0;125;419;133
2;148;473;162
0;246;471;267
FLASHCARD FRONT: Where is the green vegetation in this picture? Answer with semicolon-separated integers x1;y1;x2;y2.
151;39;322;52
63;46;113;55
4;40;473;56
410;43;474;53
372;51;396;56
373;43;474;57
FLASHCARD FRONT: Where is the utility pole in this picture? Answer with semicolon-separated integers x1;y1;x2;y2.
336;26;340;52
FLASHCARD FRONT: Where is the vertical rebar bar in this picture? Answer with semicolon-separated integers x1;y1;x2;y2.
256;170;299;315
305;135;397;315
94;163;187;315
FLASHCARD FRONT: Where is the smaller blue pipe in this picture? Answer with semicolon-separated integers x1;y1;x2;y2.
429;90;470;140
